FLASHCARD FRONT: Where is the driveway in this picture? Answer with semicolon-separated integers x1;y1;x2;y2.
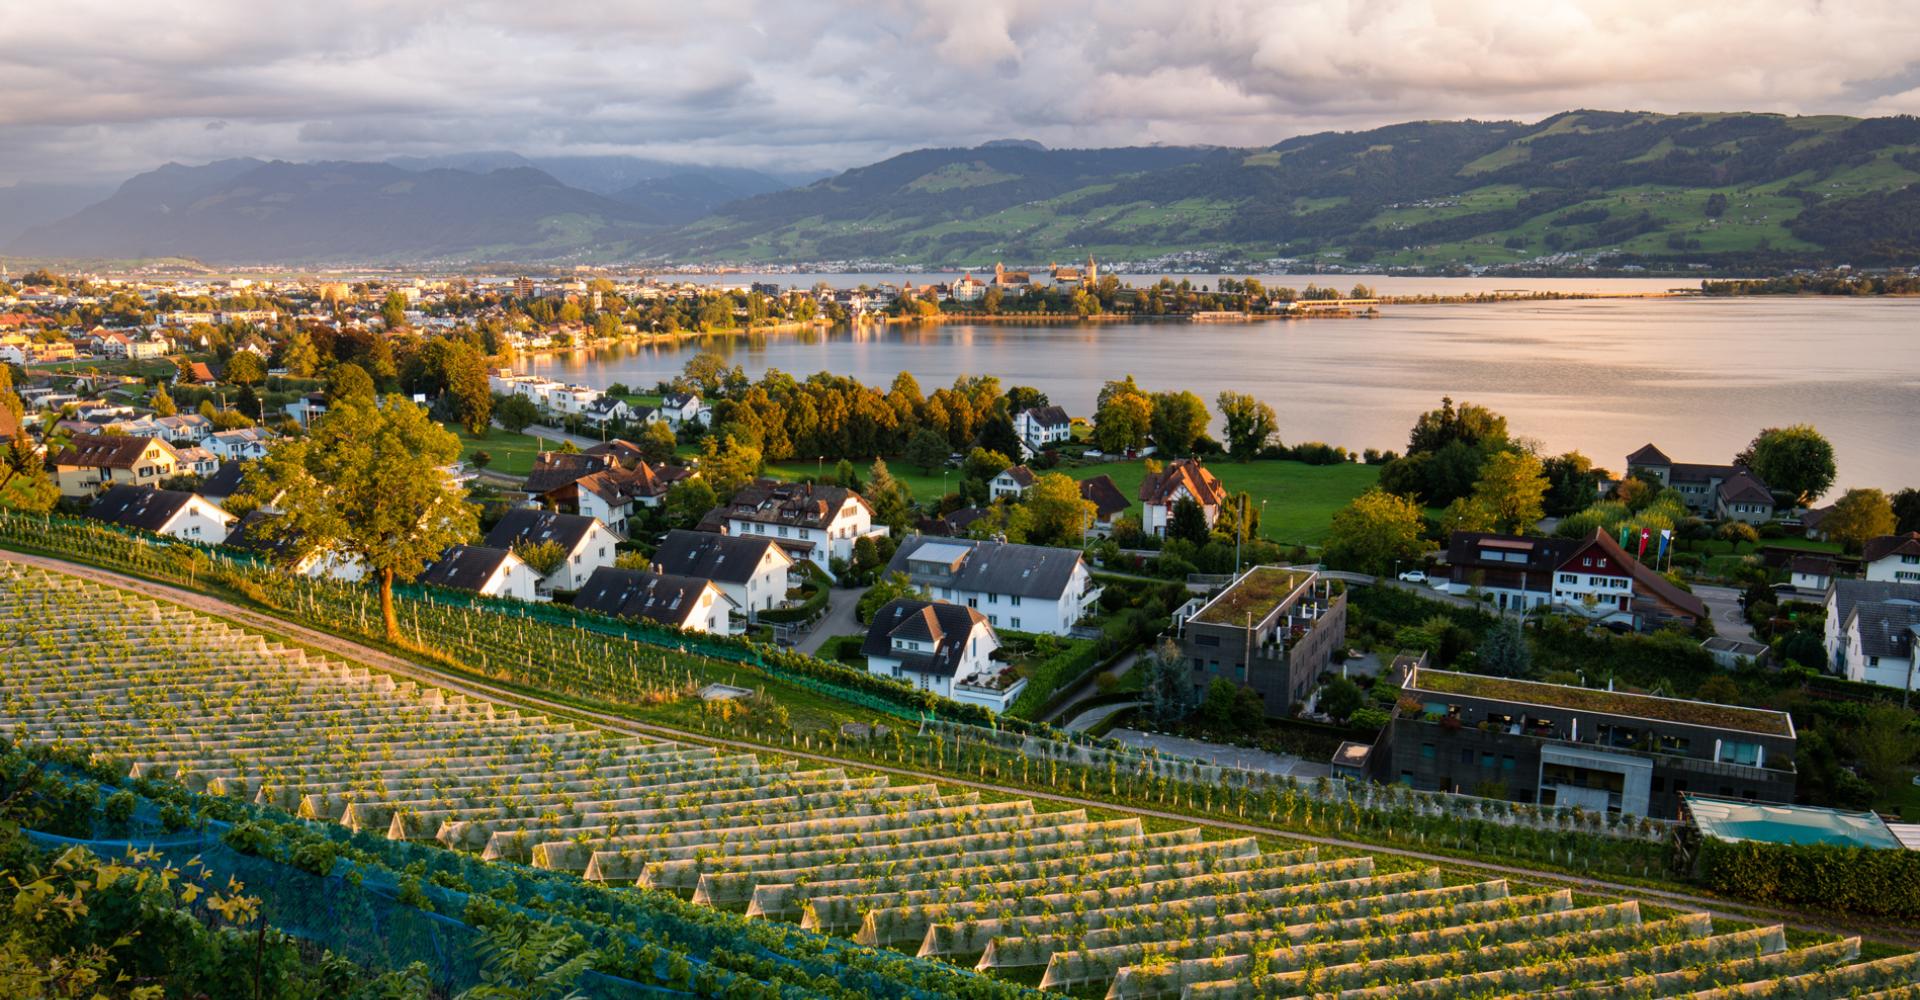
1691;584;1757;644
1039;649;1142;725
1107;728;1333;780
794;583;869;656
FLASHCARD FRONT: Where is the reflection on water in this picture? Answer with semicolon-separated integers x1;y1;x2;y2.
523;295;1920;491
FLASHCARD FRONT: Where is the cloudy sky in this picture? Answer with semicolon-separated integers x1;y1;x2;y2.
4;0;1920;186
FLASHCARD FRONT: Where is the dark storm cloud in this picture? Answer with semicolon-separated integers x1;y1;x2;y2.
2;0;1917;184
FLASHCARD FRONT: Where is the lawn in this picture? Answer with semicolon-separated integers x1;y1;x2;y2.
763;456;954;503
443;424;565;478
1066;458;1381;548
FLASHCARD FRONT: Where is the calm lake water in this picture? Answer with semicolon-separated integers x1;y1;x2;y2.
521;288;1920;493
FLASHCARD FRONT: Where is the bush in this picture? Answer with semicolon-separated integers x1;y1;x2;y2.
1005;634;1103;719
1698;838;1920;919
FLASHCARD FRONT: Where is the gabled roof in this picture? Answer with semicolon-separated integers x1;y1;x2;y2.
720;478;870;530
1566;529;1708;620
652;528;788;584
1018;405;1070;429
524;452;613;494
1716;469;1774;505
662;392;700;410
53;433;174;470
1078;474;1130;520
198;461;250;500
1789;554;1836;577
861;599;991;677
418;544;520;593
584;439;646;466
1851;598;1920;660
1668;461;1743;485
997;465;1036;488
484;508;602;554
1625;443;1672;467
223;509;307;562
887;535;1086;600
85;485;218;534
573;567;729;629
1864;532;1920;565
1831;579;1920;638
1140;458;1225;508
1446;531;1580;578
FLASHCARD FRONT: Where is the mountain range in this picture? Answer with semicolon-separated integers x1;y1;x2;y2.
9;111;1920;269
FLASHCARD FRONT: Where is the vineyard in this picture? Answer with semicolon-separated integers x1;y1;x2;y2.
6;562;1920;998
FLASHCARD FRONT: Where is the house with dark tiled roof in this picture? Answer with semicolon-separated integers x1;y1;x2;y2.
84;485;234;544
1012;405;1071;458
1623;444;1775;523
1444;528;1704;629
1078;474;1130;535
716;479;885;576
483;509;620;592
1864;532;1920;584
573;567;732;634
886;535;1098;636
650;528;794;620
656;392;708;430
1789;554;1836;593
1824;578;1920;689
223;510;366;582
988;464;1037;501
52;433;181;497
862;598;1015;712
418;544;541;602
1139;458;1226;538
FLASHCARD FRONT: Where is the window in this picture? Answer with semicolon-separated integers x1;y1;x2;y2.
1459;748;1473;764
1208;660;1220;674
1501;755;1516;772
1420;743;1436;760
1559;573;1577;584
1010;618;1020;630
1194;634;1220;647
1009;595;1021;607
1480;753;1496;769
988;615;997;626
967;597;978;609
988;593;998;605
1718;741;1761;767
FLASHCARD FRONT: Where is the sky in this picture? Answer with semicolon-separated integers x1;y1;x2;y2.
4;0;1920;186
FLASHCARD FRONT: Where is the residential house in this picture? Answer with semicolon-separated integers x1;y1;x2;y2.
1789;555;1836;593
1139;458;1226;538
198;462;250;506
284;393;329;428
1825;579;1920;689
949;273;987;303
915;506;991;538
886;535;1098;636
862;599;1018;713
223;510;366;582
573;567;733;634
1174;566;1347;715
152;414;213;446
564;464;685;535
582;396;631;427
988;464;1036;501
417;544;542;602
1444;529;1706;630
84;485;235;544
1012;406;1071;459
52;434;180;497
1623;444;1775;523
716;479;885;575
1372;662;1797;819
172;446;220;478
483;509;620;592
1079;474;1130;536
206;428;272;462
524;451;616;495
657;392;708;430
651;529;793;620
1863;532;1920;584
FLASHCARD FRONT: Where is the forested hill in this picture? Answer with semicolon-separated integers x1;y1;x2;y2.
647;111;1920;270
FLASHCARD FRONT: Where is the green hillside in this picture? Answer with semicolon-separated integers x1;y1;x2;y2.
641;110;1920;270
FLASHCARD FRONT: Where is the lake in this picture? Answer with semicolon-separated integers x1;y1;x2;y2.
519;291;1920;493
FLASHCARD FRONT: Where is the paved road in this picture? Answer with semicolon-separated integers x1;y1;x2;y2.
1060;700;1141;732
1038;649;1141;725
8;548;1915;948
1692;584;1757;644
1316;569;1486;609
515;421;604;451
794;584;869;656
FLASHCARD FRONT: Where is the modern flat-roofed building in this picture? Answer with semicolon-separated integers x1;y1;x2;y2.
1174;566;1347;715
1373;662;1797;819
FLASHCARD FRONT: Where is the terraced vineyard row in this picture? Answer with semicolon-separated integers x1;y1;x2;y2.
5;562;1919;998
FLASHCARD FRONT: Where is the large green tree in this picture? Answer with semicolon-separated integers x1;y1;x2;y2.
1092;389;1152;453
1467;450;1550;534
247;397;478;641
1149;390;1209;456
1324;488;1429;576
904;427;949;475
1217;391;1278;461
1739;424;1836;505
1021;472;1098;547
1823;487;1897;553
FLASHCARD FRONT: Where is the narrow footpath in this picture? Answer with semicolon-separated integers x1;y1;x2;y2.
5;547;1912;949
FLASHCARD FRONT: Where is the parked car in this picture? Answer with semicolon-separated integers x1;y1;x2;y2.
1397;569;1429;584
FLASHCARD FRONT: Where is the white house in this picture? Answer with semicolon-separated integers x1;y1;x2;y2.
1864;533;1920;584
1825;578;1920;688
224;511;367;583
572;567;734;634
718;479;887;576
206;428;272;462
1012;406;1071;458
1789;555;1836;593
172;446;221;478
885;536;1099;636
863;598;1020;713
582;396;631;427
1139;458;1226;539
988;465;1036;501
483;509;621;593
85;485;235;544
418;544;544;602
949;273;987;303
657;392;709;429
650;529;793;621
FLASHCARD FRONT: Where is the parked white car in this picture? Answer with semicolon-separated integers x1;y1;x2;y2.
1397;569;1428;584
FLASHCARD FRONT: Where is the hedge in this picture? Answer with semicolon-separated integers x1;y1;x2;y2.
1696;837;1920;920
1005;635;1104;720
757;581;830;624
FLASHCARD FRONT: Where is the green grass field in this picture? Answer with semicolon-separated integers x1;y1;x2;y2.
1066;458;1381;547
445;424;565;478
